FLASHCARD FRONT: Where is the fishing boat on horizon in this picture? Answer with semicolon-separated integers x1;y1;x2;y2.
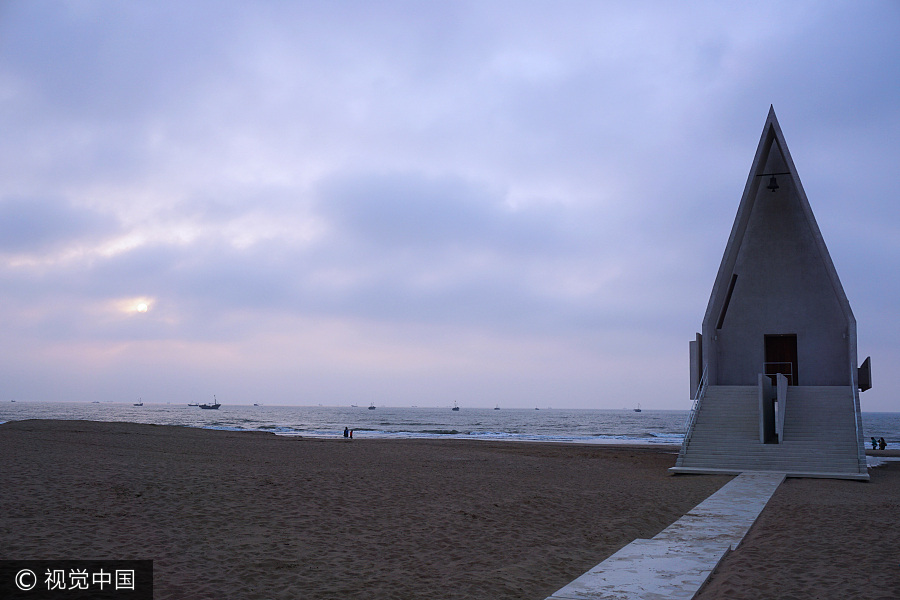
133;398;143;407
199;396;221;410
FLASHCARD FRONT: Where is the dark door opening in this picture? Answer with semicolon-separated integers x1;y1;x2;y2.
764;334;798;386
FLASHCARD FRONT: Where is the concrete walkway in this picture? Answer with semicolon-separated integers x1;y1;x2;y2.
544;471;786;600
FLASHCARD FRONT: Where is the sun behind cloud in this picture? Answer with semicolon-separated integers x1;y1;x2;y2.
113;297;154;315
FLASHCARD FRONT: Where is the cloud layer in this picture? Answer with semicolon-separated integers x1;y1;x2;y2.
1;1;898;409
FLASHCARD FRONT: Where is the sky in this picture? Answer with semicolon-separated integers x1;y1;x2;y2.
1;1;898;410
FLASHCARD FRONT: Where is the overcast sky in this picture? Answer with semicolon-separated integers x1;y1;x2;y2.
1;1;898;410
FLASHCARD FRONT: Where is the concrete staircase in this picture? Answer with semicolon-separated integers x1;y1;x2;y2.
671;385;867;480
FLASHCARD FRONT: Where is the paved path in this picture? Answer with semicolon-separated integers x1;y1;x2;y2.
544;471;786;600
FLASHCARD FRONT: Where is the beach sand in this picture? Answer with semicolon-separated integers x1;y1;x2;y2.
694;453;900;600
2;420;896;599
1;419;728;599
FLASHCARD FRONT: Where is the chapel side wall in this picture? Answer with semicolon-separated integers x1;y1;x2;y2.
689;333;702;397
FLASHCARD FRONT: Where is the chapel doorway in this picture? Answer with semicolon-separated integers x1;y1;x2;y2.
764;334;798;386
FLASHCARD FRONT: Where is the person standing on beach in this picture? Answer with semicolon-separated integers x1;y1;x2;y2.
344;427;349;438
879;437;887;450
349;429;353;439
872;437;878;449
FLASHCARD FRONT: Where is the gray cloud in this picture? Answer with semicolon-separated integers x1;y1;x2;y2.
0;1;898;409
0;196;119;254
315;170;576;254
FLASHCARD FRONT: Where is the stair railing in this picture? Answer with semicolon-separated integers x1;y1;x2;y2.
677;364;708;463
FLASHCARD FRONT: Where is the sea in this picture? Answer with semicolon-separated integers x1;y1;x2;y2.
1;402;898;447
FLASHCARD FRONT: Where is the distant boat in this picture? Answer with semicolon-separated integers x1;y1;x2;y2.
253;403;262;406
10;400;16;403
535;407;540;411
187;403;199;407
634;403;642;413
368;403;376;410
199;396;221;410
452;401;460;412
134;398;143;407
494;404;500;410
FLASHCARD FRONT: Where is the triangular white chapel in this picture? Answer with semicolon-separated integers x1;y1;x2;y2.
672;106;871;480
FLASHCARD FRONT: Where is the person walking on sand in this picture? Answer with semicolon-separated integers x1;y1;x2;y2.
879;437;887;450
343;427;349;438
349;429;353;439
872;437;878;450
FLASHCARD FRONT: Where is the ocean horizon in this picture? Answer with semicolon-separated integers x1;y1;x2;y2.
2;401;897;447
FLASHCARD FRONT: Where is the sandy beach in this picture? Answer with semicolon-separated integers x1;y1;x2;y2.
694;452;900;600
1;420;896;599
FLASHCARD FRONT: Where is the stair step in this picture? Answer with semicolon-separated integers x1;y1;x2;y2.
679;385;865;477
